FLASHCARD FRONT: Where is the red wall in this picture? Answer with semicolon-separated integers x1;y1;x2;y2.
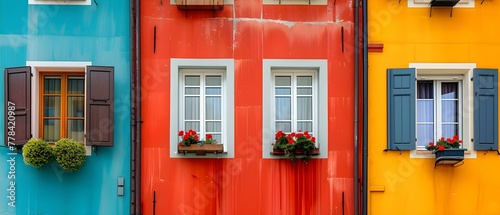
140;0;358;214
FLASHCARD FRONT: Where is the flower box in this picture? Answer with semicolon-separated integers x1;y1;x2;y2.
433;148;466;167
430;0;460;7
177;0;224;10
178;144;223;156
271;148;320;156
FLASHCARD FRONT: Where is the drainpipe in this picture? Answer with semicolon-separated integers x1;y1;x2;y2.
361;0;368;214
354;0;360;214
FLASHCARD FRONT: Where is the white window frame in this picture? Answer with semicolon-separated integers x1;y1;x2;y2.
29;0;91;5
26;61;92;156
263;0;327;5
410;63;476;159
170;0;233;4
263;59;328;159
170;59;234;158
408;0;474;8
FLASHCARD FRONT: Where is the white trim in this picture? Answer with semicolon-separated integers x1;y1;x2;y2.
408;0;474;8
409;63;476;159
170;59;235;158
263;59;328;159
170;0;233;4
263;0;327;5
26;61;92;156
29;0;91;5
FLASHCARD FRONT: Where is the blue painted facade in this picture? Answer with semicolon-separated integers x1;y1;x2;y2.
0;1;130;214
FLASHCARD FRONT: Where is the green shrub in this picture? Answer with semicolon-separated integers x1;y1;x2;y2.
53;138;86;172
22;138;53;168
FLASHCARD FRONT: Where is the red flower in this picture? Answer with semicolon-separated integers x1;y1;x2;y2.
458;140;462;143
305;134;311;139
311;137;316;143
304;131;309;136
183;134;189;140
188;129;195;136
276;130;284;139
206;134;212;139
291;132;296;137
288;139;295;144
428;142;434;146
178;130;184;136
296;133;304;138
438;145;445;151
194;135;199;141
440;137;445;141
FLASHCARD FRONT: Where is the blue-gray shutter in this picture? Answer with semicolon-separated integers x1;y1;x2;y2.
86;66;114;146
387;68;416;150
4;67;31;146
473;68;498;150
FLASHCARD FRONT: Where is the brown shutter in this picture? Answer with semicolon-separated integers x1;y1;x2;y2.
4;66;31;146
86;66;114;146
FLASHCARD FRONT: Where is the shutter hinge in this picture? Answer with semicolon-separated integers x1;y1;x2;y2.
471;77;473;81
471;138;473;142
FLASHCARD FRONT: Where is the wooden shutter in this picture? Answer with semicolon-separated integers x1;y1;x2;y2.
4;67;31;146
473;68;498;150
387;68;416;150
86;66;114;146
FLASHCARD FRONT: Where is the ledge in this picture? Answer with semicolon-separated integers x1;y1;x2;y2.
177;0;224;10
178;144;224;156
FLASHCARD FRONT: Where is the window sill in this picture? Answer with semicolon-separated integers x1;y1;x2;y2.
410;148;476;159
178;143;224;156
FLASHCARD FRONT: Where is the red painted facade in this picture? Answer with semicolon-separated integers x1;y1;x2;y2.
140;1;362;214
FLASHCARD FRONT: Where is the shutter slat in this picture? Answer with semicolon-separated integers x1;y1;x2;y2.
86;66;114;146
387;68;416;150
4;66;31;146
473;68;498;150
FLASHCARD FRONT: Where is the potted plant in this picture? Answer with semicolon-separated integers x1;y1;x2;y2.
272;130;319;163
177;129;223;155
425;136;466;163
22;138;53;169
53;138;86;171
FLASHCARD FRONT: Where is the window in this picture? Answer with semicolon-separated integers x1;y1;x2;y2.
4;62;114;151
29;0;91;5
263;0;327;5
170;59;235;158
263;59;328;158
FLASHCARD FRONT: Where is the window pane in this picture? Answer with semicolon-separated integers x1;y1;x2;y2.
417;124;434;147
206;97;221;120
297;97;312;120
442;124;458;138
68;76;84;94
184;122;200;131
44;76;61;94
44;96;61;117
185;97;200;120
441;83;458;99
442;100;458;122
417;100;433;122
206;87;221;95
297;88;312;95
206;122;221;132
211;134;222;143
275;97;291;120
185;87;200;95
275;122;291;132
417;81;433;99
297;122;312;132
275;76;291;86
68;96;84;117
297;76;312;86
275;88;291;95
206;76;221;86
185;76;200;86
68;119;84;142
44;119;60;142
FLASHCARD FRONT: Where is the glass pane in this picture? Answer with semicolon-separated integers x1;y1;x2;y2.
44;119;60;142
206;87;221;95
185;97;200;120
441;82;458;99
212;134;222;143
297;76;312;86
68;96;84;117
441;100;458;122
275;97;291;120
275;122;291;133
206;97;222;120
185;87;200;95
68;76;84;94
297;97;312;120
206;76;221;86
185;76;200;86
275;76;291;86
417;124;434;147
417;100;433;122
417;81;433;99
67;119;84;142
184;122;200;132
44;96;61;117
275;88;291;95
206;122;221;132
297;122;313;132
44;76;61;94
442;124;458;139
297;88;312;95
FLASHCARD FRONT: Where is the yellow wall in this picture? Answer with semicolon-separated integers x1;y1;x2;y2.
368;1;500;215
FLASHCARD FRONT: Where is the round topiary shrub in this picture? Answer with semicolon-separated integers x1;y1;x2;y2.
53;138;86;172
22;138;53;168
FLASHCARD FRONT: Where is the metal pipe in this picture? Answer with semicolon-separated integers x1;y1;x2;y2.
129;0;136;213
362;0;369;214
354;0;360;214
135;0;142;213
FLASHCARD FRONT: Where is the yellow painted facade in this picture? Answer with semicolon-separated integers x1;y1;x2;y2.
368;1;500;215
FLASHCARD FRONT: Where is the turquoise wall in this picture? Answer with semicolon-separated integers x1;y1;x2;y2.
0;1;130;214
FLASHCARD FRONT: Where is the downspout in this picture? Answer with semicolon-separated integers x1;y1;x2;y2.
361;0;368;214
354;0;360;214
135;0;142;212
